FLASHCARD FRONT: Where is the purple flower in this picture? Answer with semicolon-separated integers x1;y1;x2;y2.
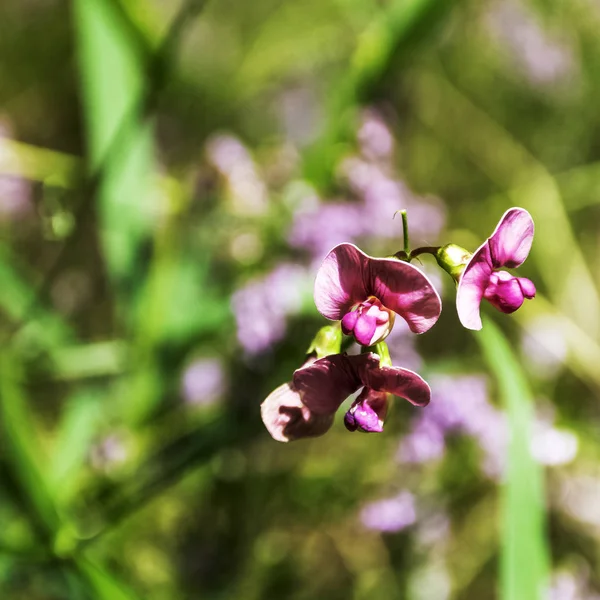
181;358;226;406
457;208;536;330
261;352;430;441
232;263;309;355
289;201;365;259
397;374;508;478
314;243;441;345
360;491;416;533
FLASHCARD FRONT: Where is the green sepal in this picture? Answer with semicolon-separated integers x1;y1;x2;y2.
307;323;343;359
435;243;472;282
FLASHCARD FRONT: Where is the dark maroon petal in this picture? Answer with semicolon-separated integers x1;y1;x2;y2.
360;362;431;407
367;257;442;334
292;353;367;415
261;382;335;442
517;277;536;299
456;242;494;331
488;207;534;269
314;243;370;320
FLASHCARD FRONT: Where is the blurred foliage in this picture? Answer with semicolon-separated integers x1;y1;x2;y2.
0;0;600;598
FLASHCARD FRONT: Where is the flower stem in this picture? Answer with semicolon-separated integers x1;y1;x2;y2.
400;209;410;258
410;246;441;259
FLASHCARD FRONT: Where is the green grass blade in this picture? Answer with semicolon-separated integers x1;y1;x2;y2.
73;0;155;289
72;557;141;600
0;353;61;537
476;319;550;600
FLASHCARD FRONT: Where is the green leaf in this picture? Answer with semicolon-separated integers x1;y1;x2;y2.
476;319;550;600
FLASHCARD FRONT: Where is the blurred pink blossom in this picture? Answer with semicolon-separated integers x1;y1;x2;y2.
360;491;417;533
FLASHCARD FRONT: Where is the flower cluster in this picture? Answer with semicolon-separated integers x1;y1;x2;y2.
261;207;536;441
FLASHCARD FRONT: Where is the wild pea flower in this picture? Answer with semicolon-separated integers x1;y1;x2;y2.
437;208;536;330
314;243;441;346
261;325;431;441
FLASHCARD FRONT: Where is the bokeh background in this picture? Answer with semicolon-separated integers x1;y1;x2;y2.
1;0;600;598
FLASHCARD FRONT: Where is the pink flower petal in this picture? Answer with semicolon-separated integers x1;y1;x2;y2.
517;277;536;298
456;243;494;331
261;382;334;442
367;257;442;334
353;311;377;345
314;243;370;320
314;243;441;334
361;362;431;407
483;270;526;314
488;207;534;269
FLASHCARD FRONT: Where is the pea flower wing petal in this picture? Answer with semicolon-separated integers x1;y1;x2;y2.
261;382;335;442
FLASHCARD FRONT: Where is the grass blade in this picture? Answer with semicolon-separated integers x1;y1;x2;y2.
476;319;550;600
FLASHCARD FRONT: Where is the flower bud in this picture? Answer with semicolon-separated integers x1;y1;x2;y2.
435;244;472;282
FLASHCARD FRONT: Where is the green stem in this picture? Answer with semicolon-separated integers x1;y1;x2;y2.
410;245;441;259
374;341;392;367
400;209;410;257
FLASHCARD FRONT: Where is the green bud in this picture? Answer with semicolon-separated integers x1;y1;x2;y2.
307;323;343;359
435;244;472;282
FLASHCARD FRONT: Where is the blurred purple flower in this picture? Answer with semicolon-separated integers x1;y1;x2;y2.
181;357;226;406
398;418;446;464
0;121;32;220
360;491;416;533
487;0;575;86
288;200;365;258
288;109;445;261
357;109;395;161
397;374;508;478
206;134;268;216
457;207;536;330
340;158;446;243
232;263;309;355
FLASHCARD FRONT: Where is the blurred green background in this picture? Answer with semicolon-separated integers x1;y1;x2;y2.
1;0;599;598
